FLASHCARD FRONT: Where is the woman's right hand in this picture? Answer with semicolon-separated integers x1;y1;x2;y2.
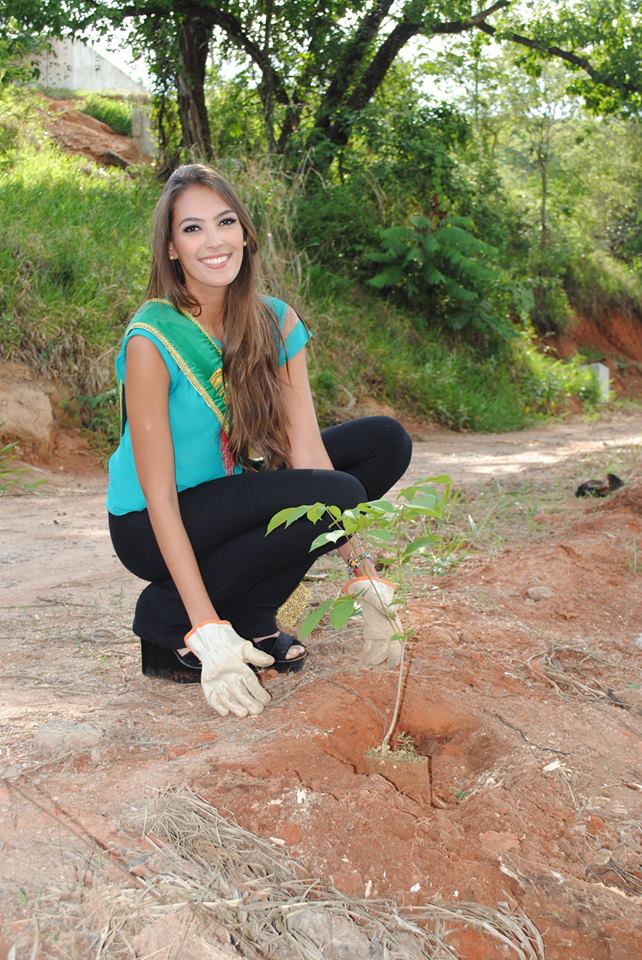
186;620;274;717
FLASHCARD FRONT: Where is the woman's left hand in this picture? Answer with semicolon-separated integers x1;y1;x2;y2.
344;576;403;669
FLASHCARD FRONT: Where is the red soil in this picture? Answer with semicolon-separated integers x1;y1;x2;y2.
545;310;642;399
40;94;146;166
1;416;641;957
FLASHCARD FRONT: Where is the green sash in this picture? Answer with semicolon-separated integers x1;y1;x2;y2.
119;298;229;433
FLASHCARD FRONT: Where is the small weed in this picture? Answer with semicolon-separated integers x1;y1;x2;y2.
456;477;569;553
389;731;419;759
367;731;420;762
110;586;125;606
626;540;639;575
451;787;472;801
0;436;45;495
0;438;19;493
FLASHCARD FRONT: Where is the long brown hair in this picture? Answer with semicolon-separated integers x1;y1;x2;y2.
146;163;290;468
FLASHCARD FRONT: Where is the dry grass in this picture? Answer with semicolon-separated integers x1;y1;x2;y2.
6;786;546;959
139;787;545;960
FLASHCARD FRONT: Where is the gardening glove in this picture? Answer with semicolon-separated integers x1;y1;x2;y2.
185;620;274;718
343;577;403;669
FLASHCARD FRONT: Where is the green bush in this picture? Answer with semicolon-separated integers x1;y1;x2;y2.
294;175;382;274
306;268;598;433
367;213;519;341
81;94;133;137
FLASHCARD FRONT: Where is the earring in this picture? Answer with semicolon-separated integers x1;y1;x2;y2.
243;240;247;247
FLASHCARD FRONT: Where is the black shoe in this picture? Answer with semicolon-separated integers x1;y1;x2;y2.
140;638;202;684
252;632;307;674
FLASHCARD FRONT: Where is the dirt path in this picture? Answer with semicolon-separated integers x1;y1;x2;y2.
1;410;641;959
3;411;640;606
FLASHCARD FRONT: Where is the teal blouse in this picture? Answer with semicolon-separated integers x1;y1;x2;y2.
106;296;310;515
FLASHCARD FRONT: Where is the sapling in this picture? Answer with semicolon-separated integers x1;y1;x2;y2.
267;475;453;756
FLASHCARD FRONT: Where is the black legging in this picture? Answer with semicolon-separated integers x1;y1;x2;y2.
108;416;412;649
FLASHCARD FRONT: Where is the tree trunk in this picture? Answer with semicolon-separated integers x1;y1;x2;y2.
176;16;213;160
535;121;551;251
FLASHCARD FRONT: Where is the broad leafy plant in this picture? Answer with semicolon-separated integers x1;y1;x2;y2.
368;213;518;341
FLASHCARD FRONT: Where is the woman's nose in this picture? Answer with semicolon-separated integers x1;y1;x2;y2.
203;227;223;247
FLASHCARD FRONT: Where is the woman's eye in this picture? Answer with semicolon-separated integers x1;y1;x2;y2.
184;224;200;233
220;217;237;226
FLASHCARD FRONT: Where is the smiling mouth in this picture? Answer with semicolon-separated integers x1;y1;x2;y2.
201;254;232;268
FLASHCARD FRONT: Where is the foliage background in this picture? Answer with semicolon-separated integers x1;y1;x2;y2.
1;1;641;448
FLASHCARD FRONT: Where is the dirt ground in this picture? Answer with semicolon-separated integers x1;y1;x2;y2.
1;411;641;959
39;95;147;167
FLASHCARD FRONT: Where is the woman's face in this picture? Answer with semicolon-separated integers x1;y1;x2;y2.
168;184;246;299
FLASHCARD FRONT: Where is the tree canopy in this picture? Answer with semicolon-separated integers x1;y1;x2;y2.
2;1;641;166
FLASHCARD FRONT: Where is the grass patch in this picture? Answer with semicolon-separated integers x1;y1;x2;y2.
79;93;134;137
0;133;157;394
566;249;642;322
0;437;45;495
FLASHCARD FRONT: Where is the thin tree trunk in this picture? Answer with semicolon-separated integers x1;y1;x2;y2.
176;16;213;160
260;0;276;152
536;122;551;251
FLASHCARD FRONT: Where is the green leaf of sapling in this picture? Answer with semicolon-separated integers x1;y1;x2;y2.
299;598;335;638
309;529;346;551
402;536;438;559
306;502;327;523
365;498;397;513
410;492;438;509
402;504;442;520
266;504;310;534
329;596;357;630
367;526;394;542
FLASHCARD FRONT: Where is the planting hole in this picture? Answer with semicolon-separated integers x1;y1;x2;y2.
322;692;504;807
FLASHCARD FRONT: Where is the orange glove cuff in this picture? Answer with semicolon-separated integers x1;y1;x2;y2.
184;618;230;643
342;576;396;594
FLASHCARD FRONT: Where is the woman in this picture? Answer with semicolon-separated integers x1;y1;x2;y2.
107;164;412;720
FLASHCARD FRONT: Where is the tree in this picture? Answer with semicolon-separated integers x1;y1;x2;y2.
2;1;641;169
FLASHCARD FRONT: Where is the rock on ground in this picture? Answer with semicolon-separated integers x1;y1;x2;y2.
0;362;56;457
132;907;238;960
33;720;102;756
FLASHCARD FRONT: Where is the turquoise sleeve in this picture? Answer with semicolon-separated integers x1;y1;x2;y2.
279;319;311;365
264;294;312;365
115;327;180;387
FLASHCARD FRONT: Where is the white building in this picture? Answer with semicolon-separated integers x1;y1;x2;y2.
34;39;147;97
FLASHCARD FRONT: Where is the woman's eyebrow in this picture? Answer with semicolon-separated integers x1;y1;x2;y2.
178;208;235;226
